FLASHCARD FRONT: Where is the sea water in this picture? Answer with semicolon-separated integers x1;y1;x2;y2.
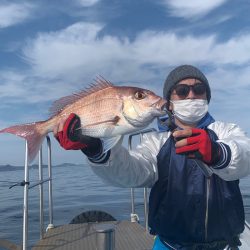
0;163;146;249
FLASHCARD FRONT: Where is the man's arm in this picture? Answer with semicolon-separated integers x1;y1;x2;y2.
89;131;167;188
208;121;250;180
54;114;166;187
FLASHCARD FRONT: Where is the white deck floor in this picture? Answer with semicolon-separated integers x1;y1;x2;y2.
32;220;154;250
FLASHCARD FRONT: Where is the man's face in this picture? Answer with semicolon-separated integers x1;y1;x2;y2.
169;78;207;111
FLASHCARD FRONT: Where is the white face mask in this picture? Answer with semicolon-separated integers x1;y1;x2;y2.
171;99;208;125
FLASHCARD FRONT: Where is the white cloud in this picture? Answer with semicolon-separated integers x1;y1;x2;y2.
134;31;250;68
209;35;250;65
0;70;76;105
1;22;248;124
76;0;100;7
23;23;105;79
162;0;227;19
22;22;142;84
22;22;250;83
0;2;34;28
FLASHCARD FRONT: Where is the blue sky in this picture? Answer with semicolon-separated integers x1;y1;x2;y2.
0;0;250;165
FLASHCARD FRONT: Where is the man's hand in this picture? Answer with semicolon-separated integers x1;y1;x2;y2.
54;113;88;150
53;113;103;158
173;128;220;165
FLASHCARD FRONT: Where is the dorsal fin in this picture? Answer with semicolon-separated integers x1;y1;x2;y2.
49;76;113;116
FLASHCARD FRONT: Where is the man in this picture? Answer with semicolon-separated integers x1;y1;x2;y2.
54;65;250;250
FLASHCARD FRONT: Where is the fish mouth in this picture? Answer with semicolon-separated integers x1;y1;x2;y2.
151;98;167;114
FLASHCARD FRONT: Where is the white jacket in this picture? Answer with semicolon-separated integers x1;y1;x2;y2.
89;121;250;187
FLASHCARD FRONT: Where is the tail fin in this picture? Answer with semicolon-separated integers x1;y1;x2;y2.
0;122;46;163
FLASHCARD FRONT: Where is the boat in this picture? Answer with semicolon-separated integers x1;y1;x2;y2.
0;131;250;250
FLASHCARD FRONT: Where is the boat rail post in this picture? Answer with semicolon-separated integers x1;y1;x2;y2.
139;132;149;233
46;136;54;231
130;188;139;222
128;135;139;223
143;187;149;232
38;147;44;239
23;140;29;250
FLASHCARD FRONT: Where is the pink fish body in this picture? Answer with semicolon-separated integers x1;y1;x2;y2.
0;78;167;163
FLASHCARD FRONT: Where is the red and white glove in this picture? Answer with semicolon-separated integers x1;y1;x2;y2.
55;113;87;150
54;113;103;158
173;128;221;165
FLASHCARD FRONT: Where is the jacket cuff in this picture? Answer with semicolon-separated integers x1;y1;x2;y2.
211;142;231;169
88;150;111;164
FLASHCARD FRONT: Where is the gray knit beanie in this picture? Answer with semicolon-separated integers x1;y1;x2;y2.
163;65;211;103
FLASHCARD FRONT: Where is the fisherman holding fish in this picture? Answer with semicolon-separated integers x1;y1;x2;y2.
53;65;250;249
2;65;250;249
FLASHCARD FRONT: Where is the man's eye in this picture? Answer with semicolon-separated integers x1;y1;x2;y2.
134;91;146;100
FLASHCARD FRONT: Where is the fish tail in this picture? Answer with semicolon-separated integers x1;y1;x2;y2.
0;121;47;163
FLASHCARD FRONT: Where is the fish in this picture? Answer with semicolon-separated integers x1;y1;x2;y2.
0;77;167;163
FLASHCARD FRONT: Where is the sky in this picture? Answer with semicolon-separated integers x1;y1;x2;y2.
0;0;249;165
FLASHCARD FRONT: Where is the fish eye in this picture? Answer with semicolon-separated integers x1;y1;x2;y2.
134;91;146;100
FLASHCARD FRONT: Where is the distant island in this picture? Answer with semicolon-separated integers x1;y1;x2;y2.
0;163;83;172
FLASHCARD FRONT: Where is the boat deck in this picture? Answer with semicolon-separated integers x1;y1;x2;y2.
32;220;154;250
2;221;250;249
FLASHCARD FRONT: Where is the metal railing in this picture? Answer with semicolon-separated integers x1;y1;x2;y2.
20;129;154;249
22;136;54;250
128;128;156;232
